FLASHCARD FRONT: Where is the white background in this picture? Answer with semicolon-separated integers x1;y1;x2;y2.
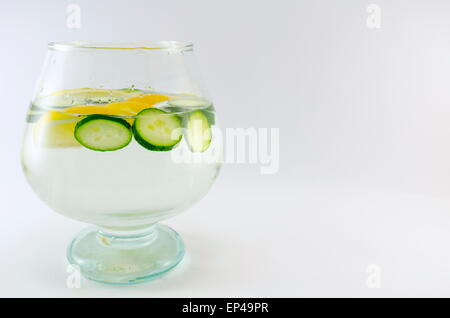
2;0;450;297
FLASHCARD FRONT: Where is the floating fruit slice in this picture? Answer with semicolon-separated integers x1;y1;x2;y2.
60;94;170;116
168;96;215;124
185;110;212;152
34;88;144;107
61;104;136;117
133;108;182;151
33;111;80;147
126;94;170;106
74;115;132;151
168;97;209;108
33;90;171;148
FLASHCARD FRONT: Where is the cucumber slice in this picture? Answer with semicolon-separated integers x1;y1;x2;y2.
74;114;132;151
133;108;182;151
185;110;212;152
168;97;209;108
201;107;216;125
167;98;215;125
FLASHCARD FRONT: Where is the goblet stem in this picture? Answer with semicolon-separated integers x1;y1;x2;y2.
97;224;158;249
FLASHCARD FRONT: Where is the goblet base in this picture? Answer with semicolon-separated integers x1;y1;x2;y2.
67;223;185;285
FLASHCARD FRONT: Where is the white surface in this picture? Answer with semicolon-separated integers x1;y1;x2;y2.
2;0;450;297
4;168;450;297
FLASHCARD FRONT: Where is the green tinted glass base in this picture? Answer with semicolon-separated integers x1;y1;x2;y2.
67;223;185;285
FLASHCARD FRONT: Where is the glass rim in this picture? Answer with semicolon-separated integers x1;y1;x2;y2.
47;41;194;52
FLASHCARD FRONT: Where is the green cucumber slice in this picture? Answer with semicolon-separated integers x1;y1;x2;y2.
201;107;216;125
133;108;182;151
167;98;215;125
168;97;209;108
185;110;212;152
74;114;132;151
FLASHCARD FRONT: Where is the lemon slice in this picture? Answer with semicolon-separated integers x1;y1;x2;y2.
59;94;170;117
33;91;170;148
126;93;170;106
34;88;144;107
33;111;80;147
61;104;137;117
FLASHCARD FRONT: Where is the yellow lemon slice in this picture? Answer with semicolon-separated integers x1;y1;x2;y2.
126;94;170;107
33;91;170;148
33;111;80;147
34;88;144;107
60;94;170;116
61;104;136;117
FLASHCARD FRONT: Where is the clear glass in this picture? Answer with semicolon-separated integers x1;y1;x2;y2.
21;42;221;284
